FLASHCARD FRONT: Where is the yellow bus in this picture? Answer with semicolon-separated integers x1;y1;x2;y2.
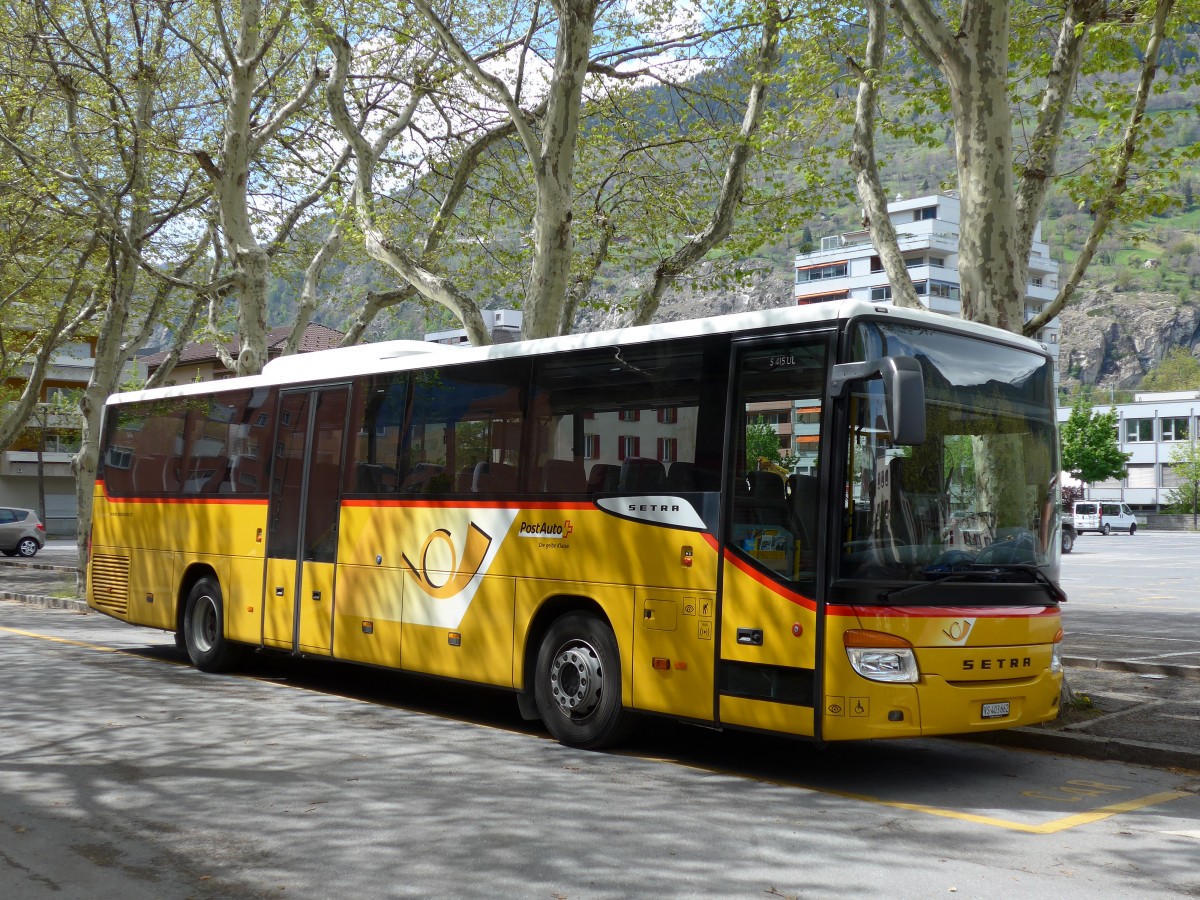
89;300;1065;748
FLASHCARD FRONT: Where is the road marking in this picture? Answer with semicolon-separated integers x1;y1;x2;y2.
1161;830;1200;841
657;758;1190;833
5;623;1192;834
0;625;120;652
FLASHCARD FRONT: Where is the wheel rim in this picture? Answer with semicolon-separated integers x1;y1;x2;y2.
189;593;219;653
18;538;37;557
548;640;604;719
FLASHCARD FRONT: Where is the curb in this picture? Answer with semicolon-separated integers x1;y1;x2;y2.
1;592;90;613
0;561;75;573
961;726;1200;774
1063;654;1200;681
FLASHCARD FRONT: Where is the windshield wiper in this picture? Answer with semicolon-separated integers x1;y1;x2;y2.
879;563;1066;605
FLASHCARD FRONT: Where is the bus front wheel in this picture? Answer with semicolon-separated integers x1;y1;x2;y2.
534;613;635;749
183;577;244;673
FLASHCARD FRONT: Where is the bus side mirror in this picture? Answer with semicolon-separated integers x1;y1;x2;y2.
829;355;926;446
881;357;926;445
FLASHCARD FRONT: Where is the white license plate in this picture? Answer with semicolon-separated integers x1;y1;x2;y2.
981;701;1010;719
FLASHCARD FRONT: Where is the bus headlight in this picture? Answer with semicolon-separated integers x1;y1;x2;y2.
844;630;919;683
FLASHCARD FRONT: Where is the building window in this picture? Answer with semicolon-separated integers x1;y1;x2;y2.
796;262;847;284
904;257;923;268
1161;417;1189;442
929;257;945;267
870;286;892;302
928;280;960;300
1127;463;1154;488
1161;464;1183;487
618;435;640;460
583;434;600;459
657;437;678;463
870;255;883;273
619;409;640;422
1124;418;1154;443
913;206;937;221
657;408;677;424
1032;277;1043;287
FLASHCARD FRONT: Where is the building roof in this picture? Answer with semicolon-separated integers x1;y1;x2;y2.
142;323;346;373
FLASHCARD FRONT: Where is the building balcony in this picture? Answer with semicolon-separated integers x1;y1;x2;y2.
1;450;76;478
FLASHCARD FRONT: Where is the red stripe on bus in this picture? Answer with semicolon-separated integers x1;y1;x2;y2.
340;498;595;511
825;604;1060;619
98;485;267;506
722;548;818;611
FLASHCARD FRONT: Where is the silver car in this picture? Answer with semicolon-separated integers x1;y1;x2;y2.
0;507;46;557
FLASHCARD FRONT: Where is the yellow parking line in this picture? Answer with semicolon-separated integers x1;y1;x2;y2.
5;624;1191;832
627;762;1191;833
0;625;119;653
810;786;1190;834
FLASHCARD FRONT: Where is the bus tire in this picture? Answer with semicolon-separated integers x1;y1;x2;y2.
183;577;244;673
1061;529;1074;554
534;612;635;750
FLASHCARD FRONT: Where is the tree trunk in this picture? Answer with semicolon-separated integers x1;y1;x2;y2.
523;0;599;340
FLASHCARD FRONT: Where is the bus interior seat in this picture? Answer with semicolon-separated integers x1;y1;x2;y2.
745;470;789;526
666;461;719;492
473;461;517;493
787;473;819;558
403;462;444;493
587;463;619;494
542;459;586;493
620;457;664;492
456;465;476;492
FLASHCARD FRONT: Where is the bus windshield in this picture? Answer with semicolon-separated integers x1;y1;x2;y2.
839;321;1060;590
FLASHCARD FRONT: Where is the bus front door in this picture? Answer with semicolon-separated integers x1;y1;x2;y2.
263;385;350;655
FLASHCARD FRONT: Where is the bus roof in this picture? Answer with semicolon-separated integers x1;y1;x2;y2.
109;299;1049;406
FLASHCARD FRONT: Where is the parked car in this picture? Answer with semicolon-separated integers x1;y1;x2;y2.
1072;500;1137;536
0;507;46;557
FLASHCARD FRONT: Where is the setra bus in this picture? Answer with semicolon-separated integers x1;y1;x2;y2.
88;300;1065;748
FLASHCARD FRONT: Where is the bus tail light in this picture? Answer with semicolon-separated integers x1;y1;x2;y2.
844;630;919;683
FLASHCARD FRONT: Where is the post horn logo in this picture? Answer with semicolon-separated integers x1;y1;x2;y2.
401;523;493;599
943;619;973;642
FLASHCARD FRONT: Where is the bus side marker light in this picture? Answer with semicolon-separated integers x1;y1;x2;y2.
844;630;919;684
256;528;263;543
652;657;671;670
448;632;462;647
680;546;693;568
145;593;154;604
792;623;802;637
362;621;374;634
1051;626;1065;673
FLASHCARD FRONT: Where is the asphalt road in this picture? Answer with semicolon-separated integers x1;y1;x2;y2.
1059;531;1200;666
2;602;1200;899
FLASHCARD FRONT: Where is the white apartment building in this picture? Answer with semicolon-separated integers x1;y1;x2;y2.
793;192;1062;367
1058;390;1200;512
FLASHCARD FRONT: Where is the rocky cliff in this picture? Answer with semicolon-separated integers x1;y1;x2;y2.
1058;291;1200;390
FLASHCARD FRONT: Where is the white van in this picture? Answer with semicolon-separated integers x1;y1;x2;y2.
1073;500;1137;536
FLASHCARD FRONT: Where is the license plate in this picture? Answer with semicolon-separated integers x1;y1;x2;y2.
981;701;1010;719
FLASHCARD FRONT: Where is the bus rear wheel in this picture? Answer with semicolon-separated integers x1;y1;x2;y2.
183;577;244;673
534;613;635;749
